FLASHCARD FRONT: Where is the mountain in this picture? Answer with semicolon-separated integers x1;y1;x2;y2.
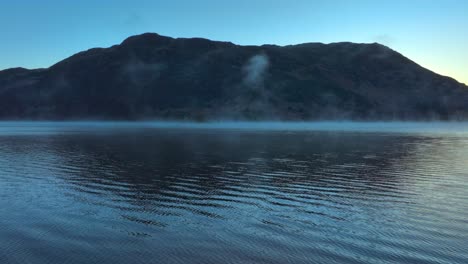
1;33;467;120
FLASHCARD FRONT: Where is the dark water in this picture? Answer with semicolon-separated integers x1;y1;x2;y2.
0;122;467;264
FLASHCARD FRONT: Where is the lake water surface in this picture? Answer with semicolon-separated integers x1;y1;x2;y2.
0;122;467;263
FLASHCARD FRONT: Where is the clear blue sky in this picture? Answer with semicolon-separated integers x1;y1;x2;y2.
1;0;467;84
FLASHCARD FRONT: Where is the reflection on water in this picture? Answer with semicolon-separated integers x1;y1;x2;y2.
0;123;467;264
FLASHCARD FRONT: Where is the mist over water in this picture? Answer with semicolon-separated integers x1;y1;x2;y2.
0;122;467;264
1;121;468;134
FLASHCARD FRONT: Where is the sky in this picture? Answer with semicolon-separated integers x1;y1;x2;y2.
0;0;467;84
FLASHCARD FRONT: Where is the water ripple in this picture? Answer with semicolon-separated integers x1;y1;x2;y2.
0;124;467;263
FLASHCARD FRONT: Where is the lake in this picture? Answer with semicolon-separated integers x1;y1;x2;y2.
0;122;467;263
